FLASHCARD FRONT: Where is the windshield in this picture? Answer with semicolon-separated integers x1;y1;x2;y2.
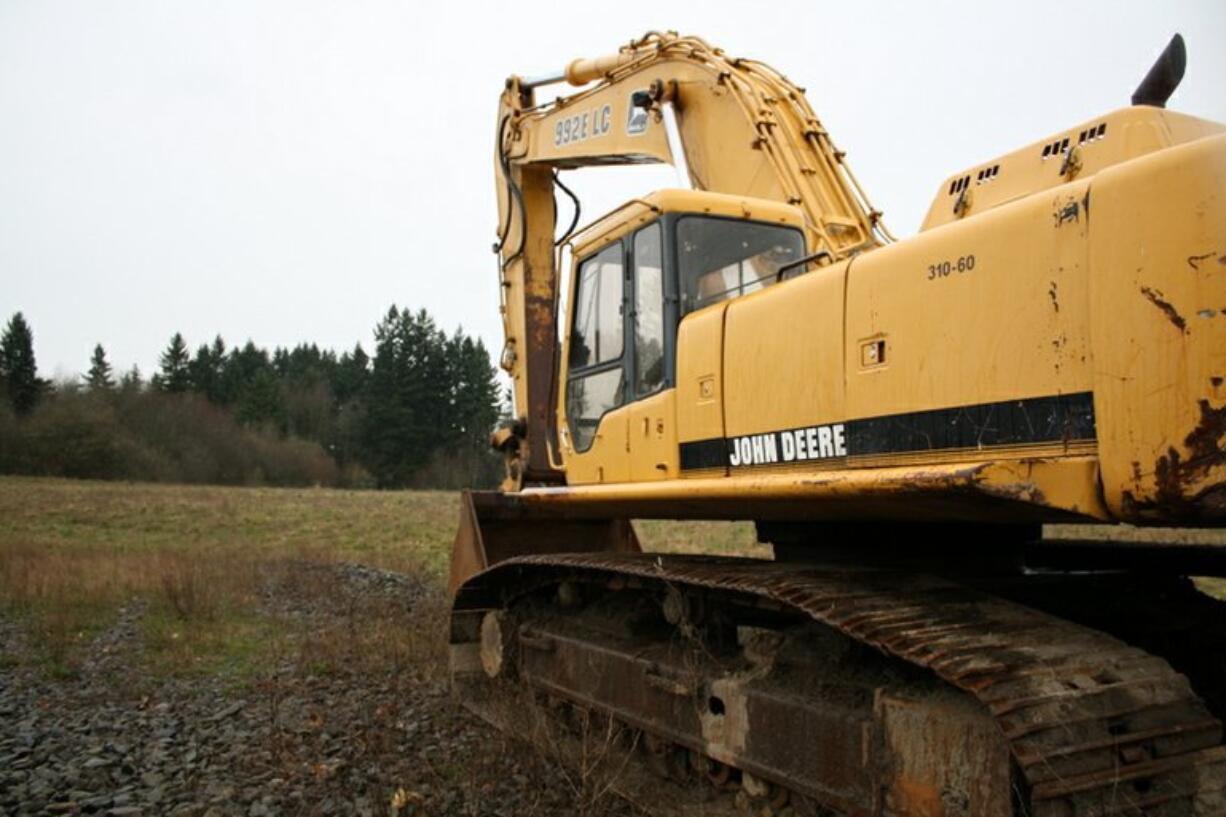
676;217;805;313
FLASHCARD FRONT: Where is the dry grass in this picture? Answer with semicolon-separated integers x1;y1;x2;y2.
2;476;1222;679
635;519;767;558
0;477;458;678
0;476;753;680
1048;523;1226;545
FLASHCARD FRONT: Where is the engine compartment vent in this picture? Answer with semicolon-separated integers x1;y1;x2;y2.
1041;137;1071;160
1079;122;1108;144
1041;124;1107;161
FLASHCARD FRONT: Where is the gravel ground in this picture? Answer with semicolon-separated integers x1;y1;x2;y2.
0;562;636;817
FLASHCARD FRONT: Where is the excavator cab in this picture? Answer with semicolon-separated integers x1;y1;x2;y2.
558;189;809;483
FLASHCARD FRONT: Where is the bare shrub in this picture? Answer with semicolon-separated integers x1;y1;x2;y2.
407;445;503;491
0;388;340;487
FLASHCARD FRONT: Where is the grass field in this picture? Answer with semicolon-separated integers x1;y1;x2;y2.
0;477;764;679
1;476;1222;679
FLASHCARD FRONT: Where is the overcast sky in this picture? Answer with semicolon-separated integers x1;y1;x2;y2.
2;1;1224;380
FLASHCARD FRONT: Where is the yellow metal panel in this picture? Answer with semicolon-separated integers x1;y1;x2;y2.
723;261;848;436
562;403;630;485
921;108;1225;232
846;180;1094;422
517;456;1109;523
520;76;673;167
628;389;678;481
1088;132;1226;522
675;305;727;469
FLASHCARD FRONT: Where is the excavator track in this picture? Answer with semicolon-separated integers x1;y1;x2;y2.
451;553;1226;817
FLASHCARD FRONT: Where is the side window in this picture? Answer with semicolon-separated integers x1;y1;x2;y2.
633;223;665;397
566;368;624;452
677;217;805;314
567;241;626;452
569;244;624;369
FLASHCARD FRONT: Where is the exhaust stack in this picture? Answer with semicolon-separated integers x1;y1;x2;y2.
1132;33;1186;108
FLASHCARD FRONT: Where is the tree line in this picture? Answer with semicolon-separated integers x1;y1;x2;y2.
0;308;504;489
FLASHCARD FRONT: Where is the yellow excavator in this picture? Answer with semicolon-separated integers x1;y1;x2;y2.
449;32;1226;816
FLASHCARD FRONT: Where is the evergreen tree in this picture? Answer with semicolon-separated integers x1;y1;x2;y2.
333;343;370;404
358;308;498;487
440;331;502;486
360;307;457;486
235;366;286;431
329;343;370;467
219;341;271;406
0;312;42;415
188;335;226;403
272;346;292;378
85;343;114;391
155;332;191;393
453;335;500;448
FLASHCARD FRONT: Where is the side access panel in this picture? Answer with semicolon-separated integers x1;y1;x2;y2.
722;260;848;452
675;305;728;476
844;177;1094;465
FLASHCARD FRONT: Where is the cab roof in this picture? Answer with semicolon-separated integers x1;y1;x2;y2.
570;189;806;257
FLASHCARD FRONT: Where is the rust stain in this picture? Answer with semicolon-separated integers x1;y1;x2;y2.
889;777;945;816
1152;399;1226;512
1139;286;1187;333
1054;200;1079;227
1185;399;1226;464
1188;252;1214;271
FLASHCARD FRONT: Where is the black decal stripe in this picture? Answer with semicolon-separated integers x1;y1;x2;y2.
847;391;1095;456
679;438;728;471
678;392;1096;471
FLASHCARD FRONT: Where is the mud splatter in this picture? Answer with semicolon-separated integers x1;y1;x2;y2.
1188;252;1214;271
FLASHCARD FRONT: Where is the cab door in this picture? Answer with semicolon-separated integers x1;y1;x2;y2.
561;241;630;484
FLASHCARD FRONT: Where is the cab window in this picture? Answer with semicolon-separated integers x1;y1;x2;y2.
567;242;626;452
676;217;805;314
569;243;623;369
633;222;665;397
566;368;623;452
